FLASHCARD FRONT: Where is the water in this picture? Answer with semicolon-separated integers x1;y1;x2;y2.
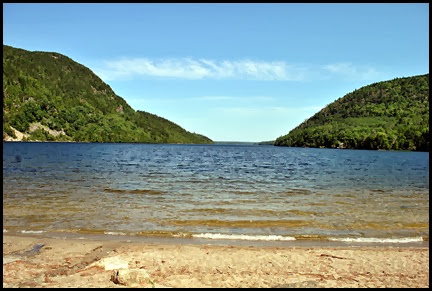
3;142;429;245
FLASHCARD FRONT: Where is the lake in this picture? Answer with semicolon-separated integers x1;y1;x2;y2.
3;142;429;246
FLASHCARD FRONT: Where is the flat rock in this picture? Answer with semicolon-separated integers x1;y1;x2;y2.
90;256;129;270
3;256;21;264
111;268;152;287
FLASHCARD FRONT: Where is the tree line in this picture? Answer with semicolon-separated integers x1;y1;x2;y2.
3;45;212;144
275;74;429;151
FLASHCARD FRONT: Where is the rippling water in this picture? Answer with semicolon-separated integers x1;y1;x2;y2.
3;142;429;244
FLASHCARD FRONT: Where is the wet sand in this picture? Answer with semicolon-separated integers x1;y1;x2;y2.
3;234;429;288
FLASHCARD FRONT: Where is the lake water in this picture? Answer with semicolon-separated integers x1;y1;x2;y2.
3;142;429;246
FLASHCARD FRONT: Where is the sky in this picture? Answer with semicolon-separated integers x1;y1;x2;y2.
3;3;429;142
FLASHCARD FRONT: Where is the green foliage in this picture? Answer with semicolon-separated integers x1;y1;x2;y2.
3;45;212;144
3;122;16;139
10;111;30;132
28;128;55;141
275;74;429;151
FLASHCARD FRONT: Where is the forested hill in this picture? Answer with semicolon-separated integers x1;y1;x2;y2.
3;45;213;144
274;74;429;151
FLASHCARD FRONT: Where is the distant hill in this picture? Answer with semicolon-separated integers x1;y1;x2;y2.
213;141;258;145
3;45;213;144
274;74;429;151
258;140;275;145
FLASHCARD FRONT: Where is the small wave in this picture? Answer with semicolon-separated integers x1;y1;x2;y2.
130;189;164;195
103;188;164;195
20;230;46;234
164;219;311;228
104;231;127;236
283;189;311;196
183;208;231;214
328;237;424;243
3;229;8;233
172;233;193;238
370;189;386;193
193;233;296;241
231;190;257;195
134;231;192;238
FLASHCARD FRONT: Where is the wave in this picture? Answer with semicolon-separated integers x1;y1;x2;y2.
193;233;425;243
20;230;46;234
104;231;127;236
163;219;311;227
103;188;164;195
8;227;427;245
282;189;312;196
192;233;296;241
328;237;424;243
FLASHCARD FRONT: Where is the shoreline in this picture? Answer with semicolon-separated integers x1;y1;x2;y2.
3;230;430;249
3;234;429;288
3;140;429;152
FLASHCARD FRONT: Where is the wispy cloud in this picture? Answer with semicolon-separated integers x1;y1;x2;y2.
192;96;237;101
190;96;275;102
126;95;275;104
93;57;386;83
217;105;324;116
94;58;308;81
323;62;383;80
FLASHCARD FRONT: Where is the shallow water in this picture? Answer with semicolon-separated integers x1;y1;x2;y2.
3;142;429;244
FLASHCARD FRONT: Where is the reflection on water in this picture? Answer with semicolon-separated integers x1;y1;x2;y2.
3;142;429;243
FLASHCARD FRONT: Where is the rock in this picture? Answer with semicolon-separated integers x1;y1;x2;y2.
111;268;152;287
91;256;129;270
116;105;124;113
3;256;21;264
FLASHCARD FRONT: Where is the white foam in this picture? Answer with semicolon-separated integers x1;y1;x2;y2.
193;233;296;241
328;237;424;243
172;233;190;238
104;231;127;236
20;230;45;234
3;229;8;233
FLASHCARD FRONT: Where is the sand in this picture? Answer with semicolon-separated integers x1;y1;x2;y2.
2;234;429;288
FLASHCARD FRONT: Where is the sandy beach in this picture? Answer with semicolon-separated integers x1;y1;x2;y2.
2;234;429;288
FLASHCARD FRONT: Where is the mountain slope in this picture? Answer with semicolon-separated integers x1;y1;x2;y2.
3;45;212;144
274;74;429;151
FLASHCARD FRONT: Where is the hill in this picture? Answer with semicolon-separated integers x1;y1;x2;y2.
274;74;429;151
3;45;212;144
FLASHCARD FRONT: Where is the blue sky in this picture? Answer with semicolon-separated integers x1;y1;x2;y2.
3;3;429;142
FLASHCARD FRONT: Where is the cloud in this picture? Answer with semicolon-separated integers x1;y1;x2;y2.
217;105;324;116
93;57;386;83
194;96;237;101
190;96;275;102
323;62;382;80
94;58;308;81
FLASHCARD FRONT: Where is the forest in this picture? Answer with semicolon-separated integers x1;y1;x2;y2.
3;45;213;144
3;45;429;150
274;74;429;151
